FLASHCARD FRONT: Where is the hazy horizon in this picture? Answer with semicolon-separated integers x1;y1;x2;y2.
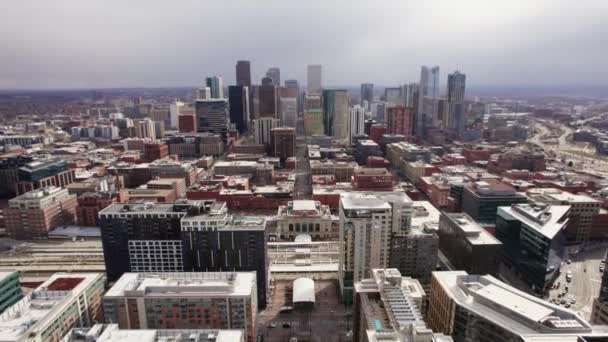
2;1;608;90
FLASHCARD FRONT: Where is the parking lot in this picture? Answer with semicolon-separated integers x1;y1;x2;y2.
257;278;350;342
547;245;607;319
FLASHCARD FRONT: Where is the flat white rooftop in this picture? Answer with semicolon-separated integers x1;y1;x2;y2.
105;272;255;298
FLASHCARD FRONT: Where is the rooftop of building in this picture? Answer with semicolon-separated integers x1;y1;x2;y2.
62;324;243;342
9;186;68;203
48;226;101;239
0;273;103;341
498;203;570;240
355;269;429;340
277;200;331;218
99;200;203;215
19;158;65;171
527;188;601;204
433;272;593;337
441;213;502;245
410;201;441;233
105;272;255;298
466;179;523;198
341;193;392;211
354;168;391;176
0;271;17;282
310;159;359;167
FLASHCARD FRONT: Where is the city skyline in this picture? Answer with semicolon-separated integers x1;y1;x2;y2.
2;1;608;89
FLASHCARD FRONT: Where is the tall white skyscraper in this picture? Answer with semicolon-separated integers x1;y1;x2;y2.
338;192;412;295
307;64;322;95
169;101;184;129
348;105;366;144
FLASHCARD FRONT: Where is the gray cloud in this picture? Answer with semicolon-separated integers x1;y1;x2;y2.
1;0;607;89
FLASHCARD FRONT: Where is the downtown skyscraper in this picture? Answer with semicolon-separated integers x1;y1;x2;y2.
360;83;374;109
205;75;224;99
235;60;251;86
447;71;466;136
322;89;349;141
415;65;440;138
265;67;281;86
307;64;322;95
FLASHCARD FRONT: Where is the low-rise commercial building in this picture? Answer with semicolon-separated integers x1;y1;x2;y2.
103;272;257;342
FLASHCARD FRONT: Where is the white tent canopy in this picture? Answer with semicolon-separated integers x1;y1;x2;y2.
292;277;315;303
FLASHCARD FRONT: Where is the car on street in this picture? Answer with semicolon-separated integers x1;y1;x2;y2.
560;299;566;304
269;322;277;328
283;323;291;329
566;271;573;282
571;298;576;304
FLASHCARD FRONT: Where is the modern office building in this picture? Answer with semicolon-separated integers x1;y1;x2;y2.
428;271;597;342
415;65;439;137
196;86;211;100
447;71;466;103
271;127;295;160
461;179;528;224
228;85;250;133
349;105;366;144
5;186;78;240
258;83;278;118
307;64;322;95
265;67;280;86
322;89;349;140
15;158;76;195
437;212;502;275
252;117;280;147
0;271;21;314
276;200;336;241
354;269;451;342
280;96;297;127
0;273;105;342
133;118;156;139
360;83;374;108
304;110;323;136
527;188;601;242
62;324;245;342
205;75;224;98
496;203;569;293
103;272;257;342
98;200;205;281
169;101;184;129
447;71;466;135
339;192;412;300
180;201;267;307
195;99;230;141
236;60;251;87
390;201;440;286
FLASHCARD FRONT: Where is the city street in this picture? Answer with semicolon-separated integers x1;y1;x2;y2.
257;279;350;342
547;245;607;320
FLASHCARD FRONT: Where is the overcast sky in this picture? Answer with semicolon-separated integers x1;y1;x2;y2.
2;0;608;89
